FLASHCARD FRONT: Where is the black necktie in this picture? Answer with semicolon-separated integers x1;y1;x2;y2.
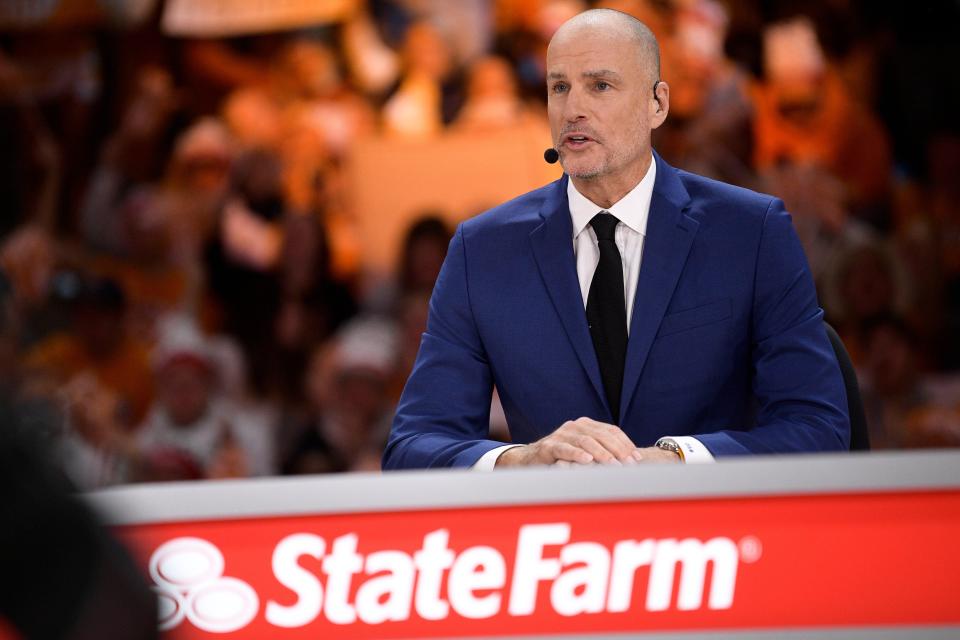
586;212;628;419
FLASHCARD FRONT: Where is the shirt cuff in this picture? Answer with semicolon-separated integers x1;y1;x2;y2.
472;444;523;471
663;436;715;463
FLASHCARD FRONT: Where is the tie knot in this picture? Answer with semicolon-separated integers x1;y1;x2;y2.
590;212;619;242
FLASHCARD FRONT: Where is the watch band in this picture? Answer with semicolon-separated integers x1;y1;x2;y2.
655;437;685;462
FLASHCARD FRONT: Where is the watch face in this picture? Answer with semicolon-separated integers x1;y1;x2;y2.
657;439;680;453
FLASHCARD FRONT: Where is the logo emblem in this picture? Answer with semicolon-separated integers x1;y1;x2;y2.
150;537;259;632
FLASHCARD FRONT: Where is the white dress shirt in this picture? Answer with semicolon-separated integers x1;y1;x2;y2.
475;157;714;469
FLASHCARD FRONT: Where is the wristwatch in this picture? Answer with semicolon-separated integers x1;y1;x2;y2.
655;437;685;462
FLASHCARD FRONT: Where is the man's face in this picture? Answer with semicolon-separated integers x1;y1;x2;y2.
158;361;213;426
546;25;664;182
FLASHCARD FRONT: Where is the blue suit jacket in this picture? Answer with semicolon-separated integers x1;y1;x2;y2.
383;153;850;469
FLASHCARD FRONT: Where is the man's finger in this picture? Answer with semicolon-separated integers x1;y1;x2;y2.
569;418;637;461
571;433;622;465
588;426;637;462
547;441;594;465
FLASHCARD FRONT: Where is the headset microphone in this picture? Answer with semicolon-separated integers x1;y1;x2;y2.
543;148;560;164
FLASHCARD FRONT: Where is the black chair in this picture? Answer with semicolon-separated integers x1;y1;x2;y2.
824;322;870;451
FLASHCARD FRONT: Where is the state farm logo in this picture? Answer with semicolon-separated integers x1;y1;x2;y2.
150;537;259;632
147;525;761;632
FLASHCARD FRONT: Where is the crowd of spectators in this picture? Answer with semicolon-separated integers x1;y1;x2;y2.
0;0;958;488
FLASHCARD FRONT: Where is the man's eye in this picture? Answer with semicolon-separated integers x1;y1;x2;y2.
596;81;610;91
552;82;568;93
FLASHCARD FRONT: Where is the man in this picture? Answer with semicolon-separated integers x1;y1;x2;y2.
382;9;849;470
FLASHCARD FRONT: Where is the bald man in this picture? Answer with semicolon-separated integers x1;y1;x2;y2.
382;10;849;470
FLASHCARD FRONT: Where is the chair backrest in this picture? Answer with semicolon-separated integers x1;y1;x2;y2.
824;322;870;451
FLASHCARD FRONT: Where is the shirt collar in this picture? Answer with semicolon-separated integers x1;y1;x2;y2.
567;156;657;239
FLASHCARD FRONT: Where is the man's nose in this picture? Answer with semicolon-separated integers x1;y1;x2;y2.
562;86;588;123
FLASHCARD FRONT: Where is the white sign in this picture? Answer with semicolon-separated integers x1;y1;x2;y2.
162;0;358;37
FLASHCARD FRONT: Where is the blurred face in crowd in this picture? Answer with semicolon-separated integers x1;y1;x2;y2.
865;325;915;397
467;57;518;101
121;67;176;139
403;22;452;81
121;187;173;264
840;246;895;321
546;11;668;197
304;346;388;425
158;358;214;426
282;40;341;99
763;17;825;125
405;235;448;291
223;89;283;151
170;121;233;195
334;368;388;424
0;226;54;309
668;5;727;118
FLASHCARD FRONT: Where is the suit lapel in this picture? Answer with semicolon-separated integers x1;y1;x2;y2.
620;154;698;422
529;176;608;414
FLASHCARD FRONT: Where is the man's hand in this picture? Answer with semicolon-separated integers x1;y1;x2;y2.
496;417;646;467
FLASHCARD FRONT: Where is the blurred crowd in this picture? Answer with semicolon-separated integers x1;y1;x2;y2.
0;0;958;488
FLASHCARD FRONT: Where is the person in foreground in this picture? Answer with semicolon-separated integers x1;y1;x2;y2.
382;9;849;470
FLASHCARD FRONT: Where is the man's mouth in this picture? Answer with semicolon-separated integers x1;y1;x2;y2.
562;133;596;149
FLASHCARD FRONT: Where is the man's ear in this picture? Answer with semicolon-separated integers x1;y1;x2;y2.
651;80;669;127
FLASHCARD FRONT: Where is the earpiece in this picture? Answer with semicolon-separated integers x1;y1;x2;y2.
652;80;663;112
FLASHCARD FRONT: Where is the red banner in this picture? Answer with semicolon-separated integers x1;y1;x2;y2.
115;489;960;638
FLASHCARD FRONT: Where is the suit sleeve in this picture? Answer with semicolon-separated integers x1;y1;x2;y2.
695;198;851;455
382;224;504;469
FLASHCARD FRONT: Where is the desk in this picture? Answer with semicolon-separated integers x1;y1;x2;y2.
88;450;960;639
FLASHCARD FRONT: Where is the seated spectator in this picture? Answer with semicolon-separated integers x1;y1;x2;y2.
85;185;192;341
181;38;274;114
341;9;401;97
382;21;457;138
453;55;547;133
751;16;892;226
824;240;910;367
270;212;358;402
136;316;272;481
922;134;960;368
222;86;285;152
364;214;452;315
25;275;153;427
281;317;399;474
59;371;133;488
902;403;960;449
0;225;61;348
163;118;236;258
78;66;179;255
859;314;960;448
652;0;757;188
209;335;279;476
276;39;376;159
762;162;873;284
203;149;285;392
